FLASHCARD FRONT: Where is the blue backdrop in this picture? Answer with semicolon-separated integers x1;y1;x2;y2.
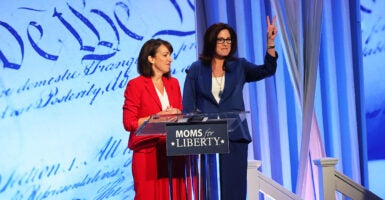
361;0;385;197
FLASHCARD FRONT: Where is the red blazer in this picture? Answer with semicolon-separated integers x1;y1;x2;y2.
123;75;190;200
123;75;183;150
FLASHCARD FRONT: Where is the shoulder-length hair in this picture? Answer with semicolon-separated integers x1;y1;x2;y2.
137;38;173;78
199;23;238;65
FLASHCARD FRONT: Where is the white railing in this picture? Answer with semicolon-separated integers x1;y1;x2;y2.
247;158;382;200
247;160;302;200
314;157;382;200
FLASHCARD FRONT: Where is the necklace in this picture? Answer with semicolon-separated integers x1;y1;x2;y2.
213;74;224;98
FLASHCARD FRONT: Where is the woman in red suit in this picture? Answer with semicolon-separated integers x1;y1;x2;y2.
123;39;193;200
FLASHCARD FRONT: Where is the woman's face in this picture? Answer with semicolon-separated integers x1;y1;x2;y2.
215;29;232;58
149;44;173;75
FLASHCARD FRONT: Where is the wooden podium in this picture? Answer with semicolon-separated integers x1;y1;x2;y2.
136;111;249;200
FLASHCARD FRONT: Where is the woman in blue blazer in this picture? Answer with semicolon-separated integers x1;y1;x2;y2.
182;16;278;200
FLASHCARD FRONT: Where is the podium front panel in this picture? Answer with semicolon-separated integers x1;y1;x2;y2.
165;120;229;156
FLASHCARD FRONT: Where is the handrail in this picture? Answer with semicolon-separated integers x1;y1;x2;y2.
247;159;382;200
314;157;382;200
247;160;302;200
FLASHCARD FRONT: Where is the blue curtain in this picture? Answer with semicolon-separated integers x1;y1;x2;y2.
194;0;366;199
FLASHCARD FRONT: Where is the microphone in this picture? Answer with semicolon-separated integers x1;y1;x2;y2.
183;66;199;114
185;64;192;74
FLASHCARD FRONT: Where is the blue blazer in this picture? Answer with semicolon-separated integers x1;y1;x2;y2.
182;53;278;142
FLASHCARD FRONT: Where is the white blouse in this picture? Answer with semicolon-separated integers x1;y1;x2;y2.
154;84;170;110
212;75;225;103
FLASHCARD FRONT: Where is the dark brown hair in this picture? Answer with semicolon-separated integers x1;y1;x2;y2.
137;38;173;77
199;23;237;65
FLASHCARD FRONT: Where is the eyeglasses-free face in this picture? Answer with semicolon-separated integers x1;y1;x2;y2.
216;37;232;44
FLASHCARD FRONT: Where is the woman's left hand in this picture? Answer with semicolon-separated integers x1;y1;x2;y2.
163;106;181;115
267;16;278;42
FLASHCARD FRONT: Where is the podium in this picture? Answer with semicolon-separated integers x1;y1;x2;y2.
136;111;249;200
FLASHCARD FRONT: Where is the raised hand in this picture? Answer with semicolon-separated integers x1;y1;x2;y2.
266;16;278;42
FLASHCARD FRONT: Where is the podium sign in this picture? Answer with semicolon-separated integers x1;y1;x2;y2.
165;120;228;156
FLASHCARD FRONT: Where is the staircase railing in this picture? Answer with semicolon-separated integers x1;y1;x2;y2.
247;158;382;200
314;157;382;200
247;160;302;200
